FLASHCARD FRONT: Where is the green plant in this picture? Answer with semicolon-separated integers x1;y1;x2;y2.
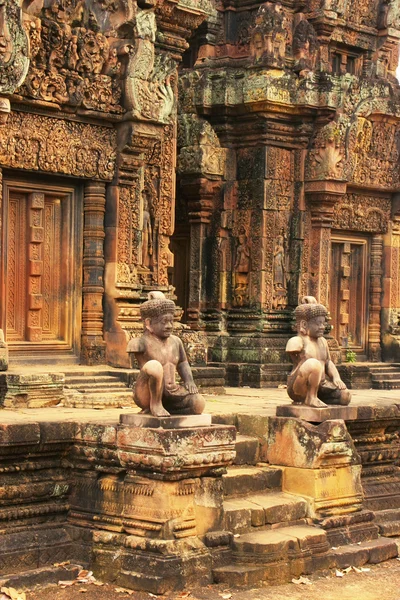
345;349;357;363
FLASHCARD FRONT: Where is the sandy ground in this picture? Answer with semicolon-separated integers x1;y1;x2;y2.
23;558;400;600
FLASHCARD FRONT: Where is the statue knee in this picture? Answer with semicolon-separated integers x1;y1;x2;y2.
339;389;351;406
190;394;206;415
143;359;163;379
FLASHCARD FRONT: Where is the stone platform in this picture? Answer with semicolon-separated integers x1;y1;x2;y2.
1;387;400;592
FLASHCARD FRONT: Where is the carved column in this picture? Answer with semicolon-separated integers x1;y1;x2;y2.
180;178;222;327
305;181;347;305
368;234;383;361
81;181;106;365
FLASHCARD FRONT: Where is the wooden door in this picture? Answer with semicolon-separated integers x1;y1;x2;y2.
1;181;81;355
329;236;368;357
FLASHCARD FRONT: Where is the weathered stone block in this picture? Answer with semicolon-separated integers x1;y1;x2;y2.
0;373;65;408
281;465;363;518
268;417;360;469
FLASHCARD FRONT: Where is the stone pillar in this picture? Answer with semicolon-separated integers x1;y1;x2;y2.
81;181;106;365
180;177;221;327
368;234;383;361
305;180;347;305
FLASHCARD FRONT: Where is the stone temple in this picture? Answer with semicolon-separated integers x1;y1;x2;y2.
1;0;400;595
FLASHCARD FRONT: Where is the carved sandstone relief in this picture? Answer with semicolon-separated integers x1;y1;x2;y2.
124;8;176;123
0;0;29;96
21;1;123;114
333;194;391;233
0;112;116;180
249;2;287;68
346;117;400;188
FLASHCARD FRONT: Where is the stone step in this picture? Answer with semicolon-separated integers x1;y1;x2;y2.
232;525;328;560
234;435;259;466
213;534;397;587
63;391;134;408
372;381;400;389
331;537;398;569
223;492;308;534
64;375;125;385
63;370;117;378
374;508;400;536
65;383;130;392
371;373;400;380
222;466;282;499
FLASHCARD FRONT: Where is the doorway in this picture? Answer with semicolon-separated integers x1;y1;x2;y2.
1;179;82;358
329;235;369;359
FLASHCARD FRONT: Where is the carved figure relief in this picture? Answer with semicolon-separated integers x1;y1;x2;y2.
272;234;288;309
293;18;319;75
124;9;175;123
346;116;400;188
249;2;286;67
0;0;29;98
233;228;250;307
21;1;123;114
177;115;226;177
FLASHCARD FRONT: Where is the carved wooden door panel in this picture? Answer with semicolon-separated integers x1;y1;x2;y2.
329;236;368;357
1;181;81;355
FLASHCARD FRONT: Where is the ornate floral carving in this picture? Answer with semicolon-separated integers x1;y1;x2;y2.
0;112;116;180
0;0;29;95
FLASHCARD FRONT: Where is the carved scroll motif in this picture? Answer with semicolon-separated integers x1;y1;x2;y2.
0;112;117;181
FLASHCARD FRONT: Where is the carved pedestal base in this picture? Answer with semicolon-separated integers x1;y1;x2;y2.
0;372;65;408
267;416;363;519
69;422;236;593
282;465;363;518
276;405;358;422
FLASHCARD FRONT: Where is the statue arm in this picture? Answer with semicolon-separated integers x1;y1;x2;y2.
324;339;346;389
126;336;145;367
176;338;198;394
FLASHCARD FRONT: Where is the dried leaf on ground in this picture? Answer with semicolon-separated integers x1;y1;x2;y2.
220;593;232;599
0;589;26;600
53;561;70;567
292;576;312;585
335;569;344;577
58;581;75;587
114;588;134;595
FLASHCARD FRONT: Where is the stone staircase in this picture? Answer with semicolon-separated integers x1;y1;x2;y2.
370;364;400;389
374;509;400;537
63;370;134;408
208;430;398;587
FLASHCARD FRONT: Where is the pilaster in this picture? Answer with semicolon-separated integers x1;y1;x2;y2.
81;181;107;365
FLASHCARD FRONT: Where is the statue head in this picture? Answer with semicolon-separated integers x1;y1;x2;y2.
294;296;328;337
140;291;175;339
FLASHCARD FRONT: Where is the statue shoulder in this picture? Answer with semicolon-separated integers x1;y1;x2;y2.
127;336;145;353
286;335;304;353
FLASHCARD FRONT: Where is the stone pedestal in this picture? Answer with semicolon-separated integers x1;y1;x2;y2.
0;373;65;408
69;419;236;593
276;404;358;422
268;416;363;519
